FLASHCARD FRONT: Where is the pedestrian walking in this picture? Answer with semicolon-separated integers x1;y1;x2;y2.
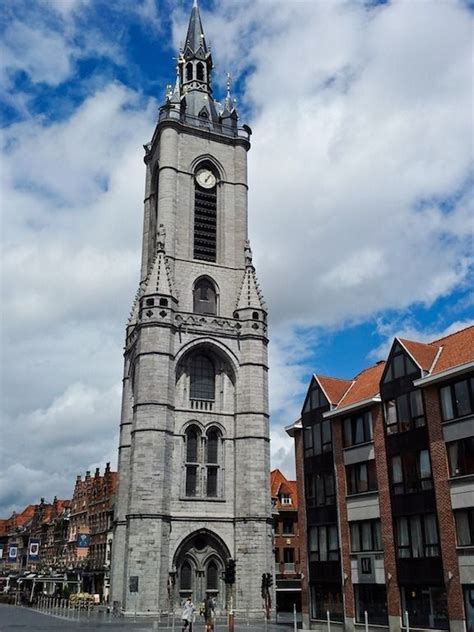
203;594;216;632
181;596;195;631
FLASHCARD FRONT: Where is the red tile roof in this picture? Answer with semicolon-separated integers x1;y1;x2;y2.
431;325;474;373
316;375;353;406
399;338;440;371
271;469;298;510
312;325;473;413
337;362;385;408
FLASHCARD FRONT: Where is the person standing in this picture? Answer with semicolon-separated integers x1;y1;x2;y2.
181;596;195;632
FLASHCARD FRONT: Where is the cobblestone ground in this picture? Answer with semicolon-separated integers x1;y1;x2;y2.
0;605;299;631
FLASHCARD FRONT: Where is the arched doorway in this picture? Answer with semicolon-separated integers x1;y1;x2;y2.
173;529;230;608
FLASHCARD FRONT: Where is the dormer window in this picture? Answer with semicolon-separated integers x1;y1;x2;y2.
383;344;419;383
280;493;292;505
303;383;327;413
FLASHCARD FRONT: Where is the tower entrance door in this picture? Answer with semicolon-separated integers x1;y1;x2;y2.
173;529;229;609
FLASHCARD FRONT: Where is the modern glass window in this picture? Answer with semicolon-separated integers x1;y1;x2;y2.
303;384;327;413
355;585;388;626
344;411;373;447
383;346;419;383
350;520;382;552
401;586;448;630
396;513;439;558
455;509;474;546
304;419;332;457
193;278;217;315
189;354;215;401
440;377;474;420
310;584;344;622
346;460;377;495
391;449;432;494
308;525;339;561
447;437;474;477
384;390;425;434
306;472;336;507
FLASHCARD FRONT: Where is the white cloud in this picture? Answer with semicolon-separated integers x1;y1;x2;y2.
1;0;473;511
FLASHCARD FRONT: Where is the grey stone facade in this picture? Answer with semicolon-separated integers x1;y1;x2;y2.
110;1;273;616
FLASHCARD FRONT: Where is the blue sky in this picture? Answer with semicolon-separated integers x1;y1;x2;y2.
1;0;473;514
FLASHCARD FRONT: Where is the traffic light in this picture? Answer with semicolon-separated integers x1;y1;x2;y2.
225;558;236;584
261;573;267;598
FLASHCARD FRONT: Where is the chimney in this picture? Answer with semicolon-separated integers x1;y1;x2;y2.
95;467;100;478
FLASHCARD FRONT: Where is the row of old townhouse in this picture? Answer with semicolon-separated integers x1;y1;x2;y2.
0;463;117;602
286;324;474;632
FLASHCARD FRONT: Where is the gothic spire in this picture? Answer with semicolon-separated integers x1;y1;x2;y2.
236;240;267;311
184;0;209;58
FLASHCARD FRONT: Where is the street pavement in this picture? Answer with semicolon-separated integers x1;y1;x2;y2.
0;605;298;632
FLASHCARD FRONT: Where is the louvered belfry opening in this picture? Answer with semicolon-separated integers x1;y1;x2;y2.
194;181;217;262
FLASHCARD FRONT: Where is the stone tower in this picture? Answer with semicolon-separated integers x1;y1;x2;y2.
110;1;273;616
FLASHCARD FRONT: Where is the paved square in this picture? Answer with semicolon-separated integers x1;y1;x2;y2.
0;605;298;631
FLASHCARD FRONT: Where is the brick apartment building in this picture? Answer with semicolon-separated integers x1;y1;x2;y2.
287;325;474;632
67;464;117;599
271;469;302;613
0;464;116;602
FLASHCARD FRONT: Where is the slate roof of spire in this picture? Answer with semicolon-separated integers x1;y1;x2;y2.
184;0;208;55
236;264;266;311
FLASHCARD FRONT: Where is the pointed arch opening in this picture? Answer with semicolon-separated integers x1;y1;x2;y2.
193;163;217;262
190;354;215;402
185;425;201;497
196;62;205;82
186;62;193;81
173;529;230;606
193;277;217;315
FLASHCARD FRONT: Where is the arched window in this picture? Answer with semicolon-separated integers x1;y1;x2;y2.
194;167;217;262
185;426;200;497
207;560;218;590
190;354;215;401
206;428;220;497
180;560;192;591
193;278;217;315
196;62;205;81
186;62;193;81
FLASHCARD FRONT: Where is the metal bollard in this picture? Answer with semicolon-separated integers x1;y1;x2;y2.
294;603;298;632
405;610;410;632
327;610;331;632
365;610;369;632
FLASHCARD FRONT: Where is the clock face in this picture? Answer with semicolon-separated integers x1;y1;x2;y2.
196;169;217;189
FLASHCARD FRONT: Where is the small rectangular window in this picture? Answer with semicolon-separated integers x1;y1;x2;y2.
347;461;377;495
309;525;339;561
439;377;474;421
343;411;373;447
447;438;474;477
396;514;439;558
350;520;382;552
455;509;474;546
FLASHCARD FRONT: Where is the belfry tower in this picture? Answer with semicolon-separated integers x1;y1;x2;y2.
110;1;273;616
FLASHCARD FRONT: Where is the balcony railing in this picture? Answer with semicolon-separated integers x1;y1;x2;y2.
157;108;251;141
190;399;214;411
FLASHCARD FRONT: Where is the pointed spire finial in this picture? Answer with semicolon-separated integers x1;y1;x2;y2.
157;224;166;251
244;239;253;267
